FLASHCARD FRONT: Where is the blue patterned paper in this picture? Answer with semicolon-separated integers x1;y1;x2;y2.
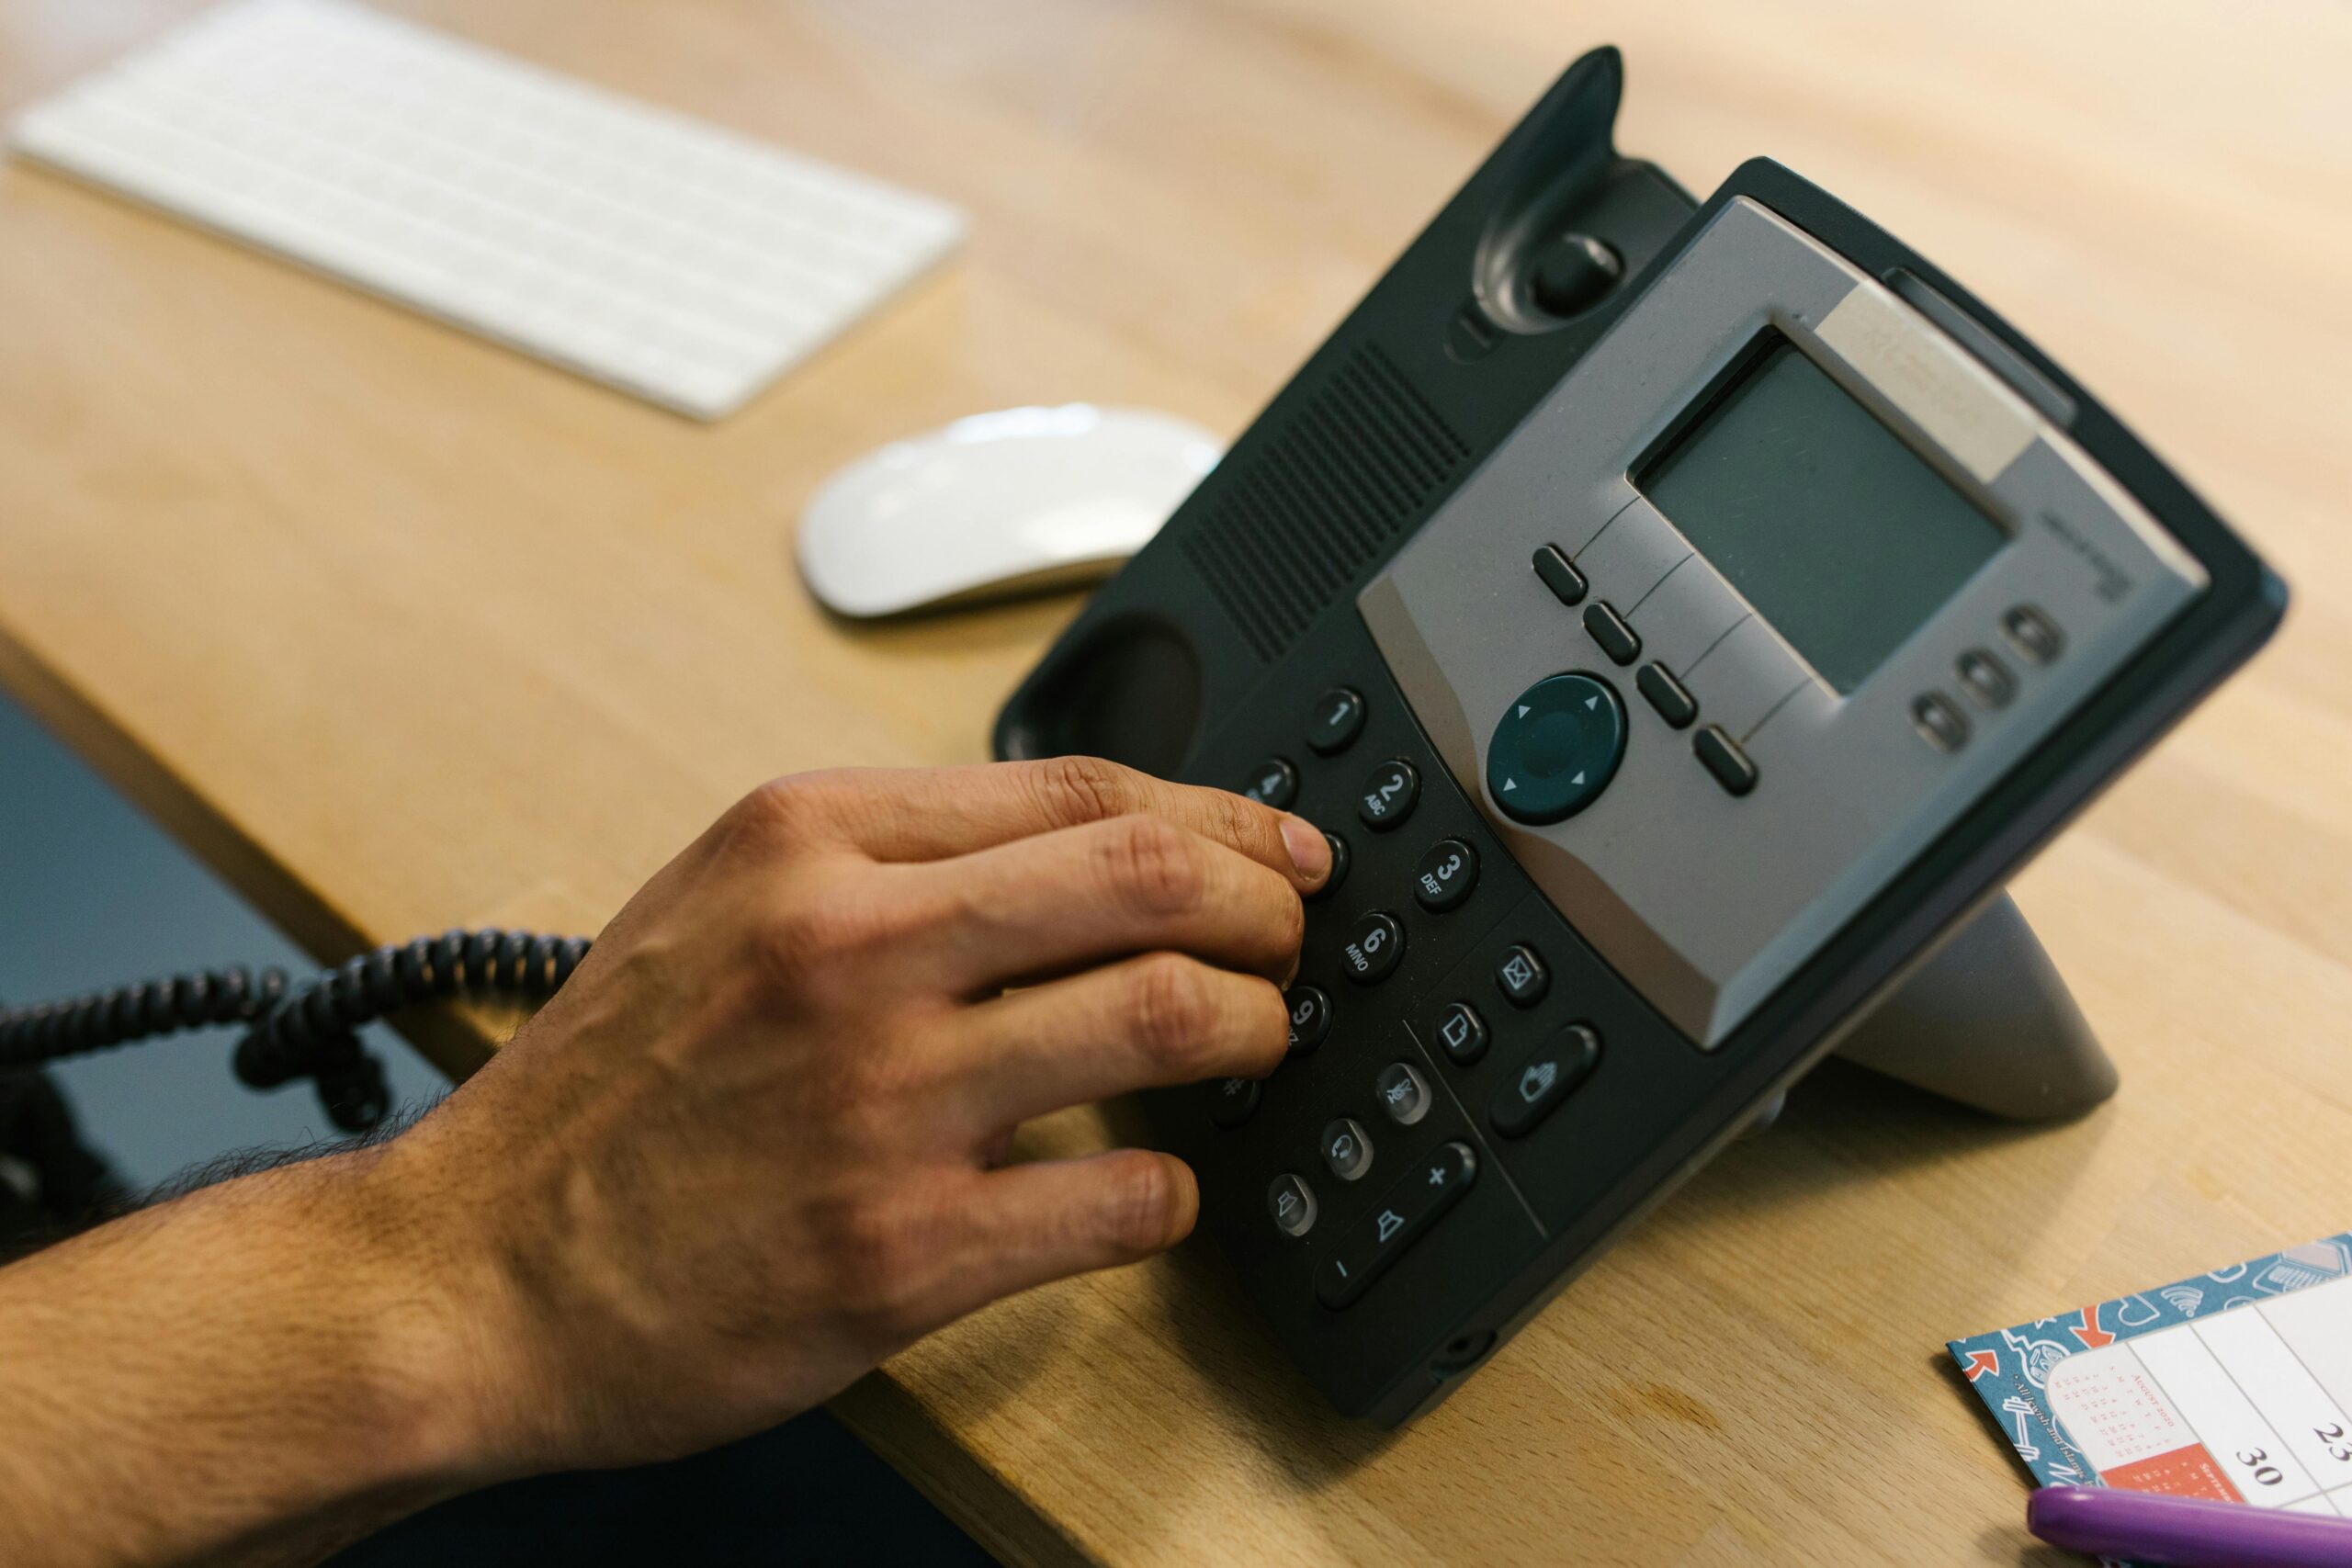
1949;1232;2352;1492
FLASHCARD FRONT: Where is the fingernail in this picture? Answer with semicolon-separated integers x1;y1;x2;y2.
1280;815;1331;884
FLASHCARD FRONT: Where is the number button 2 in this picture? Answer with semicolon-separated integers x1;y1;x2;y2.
1356;759;1420;830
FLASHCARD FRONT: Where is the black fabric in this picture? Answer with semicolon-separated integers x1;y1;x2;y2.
0;1069;125;1260
329;1410;997;1567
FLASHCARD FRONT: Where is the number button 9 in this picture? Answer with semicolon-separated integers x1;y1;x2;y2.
1285;985;1332;1055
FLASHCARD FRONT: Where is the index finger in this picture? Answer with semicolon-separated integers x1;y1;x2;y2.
775;758;1332;895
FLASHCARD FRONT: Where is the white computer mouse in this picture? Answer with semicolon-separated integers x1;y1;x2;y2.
796;404;1223;618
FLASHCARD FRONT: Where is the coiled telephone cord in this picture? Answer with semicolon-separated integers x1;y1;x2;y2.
0;929;592;1133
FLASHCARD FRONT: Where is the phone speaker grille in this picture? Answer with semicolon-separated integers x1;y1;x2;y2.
1181;345;1468;662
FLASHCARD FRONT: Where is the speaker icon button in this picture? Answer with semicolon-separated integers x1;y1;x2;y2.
1489;1026;1600;1138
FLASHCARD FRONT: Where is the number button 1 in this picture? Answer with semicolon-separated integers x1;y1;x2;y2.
1412;838;1480;912
1306;687;1366;755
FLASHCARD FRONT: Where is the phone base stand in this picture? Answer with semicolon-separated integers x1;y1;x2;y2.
1830;893;2115;1120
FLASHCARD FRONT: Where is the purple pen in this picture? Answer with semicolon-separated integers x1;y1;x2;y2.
2030;1485;2352;1568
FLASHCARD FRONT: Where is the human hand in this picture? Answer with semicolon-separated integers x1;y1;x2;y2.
369;758;1330;1480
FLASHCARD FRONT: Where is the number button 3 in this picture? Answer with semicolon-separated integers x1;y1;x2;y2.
1412;838;1480;912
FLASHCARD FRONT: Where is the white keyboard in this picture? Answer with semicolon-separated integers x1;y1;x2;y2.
9;0;967;419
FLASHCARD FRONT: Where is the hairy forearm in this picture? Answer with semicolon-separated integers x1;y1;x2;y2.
0;1150;498;1568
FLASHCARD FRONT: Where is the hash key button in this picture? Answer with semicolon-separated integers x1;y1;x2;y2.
1314;1141;1478;1310
1489;1026;1600;1138
1209;1075;1261;1129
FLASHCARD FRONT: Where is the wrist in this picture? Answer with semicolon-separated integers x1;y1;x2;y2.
0;1144;518;1567
316;1138;555;1497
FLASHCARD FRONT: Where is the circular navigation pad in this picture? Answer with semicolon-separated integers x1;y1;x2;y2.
1487;672;1627;824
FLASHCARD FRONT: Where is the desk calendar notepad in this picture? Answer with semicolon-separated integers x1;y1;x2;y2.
1951;1233;2352;1536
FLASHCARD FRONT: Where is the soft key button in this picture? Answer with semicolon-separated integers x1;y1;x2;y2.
1532;544;1588;606
1570;500;1690;607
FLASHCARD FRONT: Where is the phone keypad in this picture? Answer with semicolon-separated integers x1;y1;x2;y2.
1193;674;1616;1321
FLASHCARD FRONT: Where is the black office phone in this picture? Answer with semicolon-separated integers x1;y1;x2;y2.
991;49;2285;1426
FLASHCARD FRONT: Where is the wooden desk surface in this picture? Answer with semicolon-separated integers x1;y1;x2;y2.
4;1;2348;1562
